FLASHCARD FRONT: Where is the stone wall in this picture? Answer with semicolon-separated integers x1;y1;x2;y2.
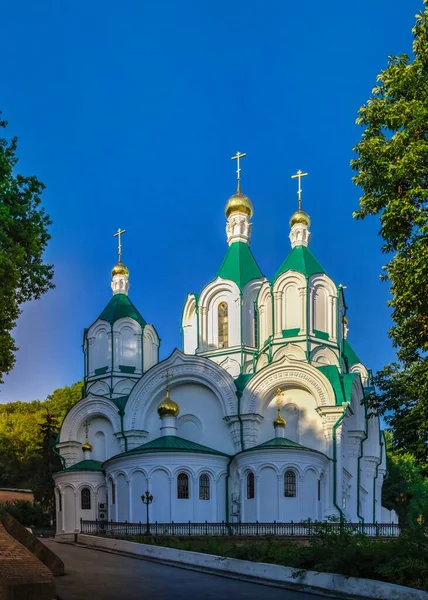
0;523;55;600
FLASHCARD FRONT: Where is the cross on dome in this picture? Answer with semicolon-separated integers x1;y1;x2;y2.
113;228;126;263
291;169;308;211
231;151;246;193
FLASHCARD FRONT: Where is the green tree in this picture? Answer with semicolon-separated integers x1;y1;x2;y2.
0;381;82;488
31;410;62;522
352;1;428;466
0;113;54;383
382;432;428;525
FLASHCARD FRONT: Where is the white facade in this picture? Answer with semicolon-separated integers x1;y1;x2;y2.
55;185;395;534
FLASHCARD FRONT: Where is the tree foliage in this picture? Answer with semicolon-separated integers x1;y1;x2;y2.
0;114;54;383
0;381;82;491
352;2;428;465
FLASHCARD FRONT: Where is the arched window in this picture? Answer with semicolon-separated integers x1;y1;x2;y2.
246;472;255;499
177;473;189;499
284;471;296;497
199;473;210;500
218;302;229;348
81;487;91;510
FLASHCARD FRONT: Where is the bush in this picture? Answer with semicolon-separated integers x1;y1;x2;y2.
0;500;50;528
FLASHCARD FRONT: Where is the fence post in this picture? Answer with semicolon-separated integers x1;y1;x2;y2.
375;521;379;536
291;520;294;536
188;521;191;536
155;521;158;536
256;520;259;536
80;518;83;533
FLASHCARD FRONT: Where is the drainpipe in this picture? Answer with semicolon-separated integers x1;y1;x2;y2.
332;401;349;520
110;323;114;396
225;456;233;524
236;389;245;451
373;424;384;522
239;291;244;374
357;400;369;523
119;408;128;452
305;278;310;361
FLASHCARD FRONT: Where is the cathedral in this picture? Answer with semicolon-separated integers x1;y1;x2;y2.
54;157;395;535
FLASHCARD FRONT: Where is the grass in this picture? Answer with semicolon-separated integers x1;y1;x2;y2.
103;524;428;591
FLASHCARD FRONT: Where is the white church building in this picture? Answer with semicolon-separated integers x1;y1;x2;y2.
54;161;394;534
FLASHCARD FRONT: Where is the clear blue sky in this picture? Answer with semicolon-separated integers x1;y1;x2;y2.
0;0;422;403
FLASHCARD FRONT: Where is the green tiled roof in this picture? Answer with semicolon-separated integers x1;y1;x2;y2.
317;365;360;405
344;340;362;367
241;437;327;458
63;459;104;473
274;246;325;281
107;435;229;462
98;293;146;327
217;242;264;291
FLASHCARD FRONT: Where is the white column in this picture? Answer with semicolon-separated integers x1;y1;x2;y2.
169;477;174;522
259;306;265;346
329;295;337;341
298;287;306;333
60;491;65;533
308;287;315;335
193;476;198;522
88;338;94;375
74;490;79;533
255;475;260;521
240;476;245;522
212;476;218;521
273;291;283;337
135;333;142;374
127;479;133;522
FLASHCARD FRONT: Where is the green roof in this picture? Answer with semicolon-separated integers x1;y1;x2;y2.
62;459;104;473
344;340;362;367
106;435;229;462
217;242;264;291
98;293;146;327
274;245;325;281
317;365;360;405
240;437;327;458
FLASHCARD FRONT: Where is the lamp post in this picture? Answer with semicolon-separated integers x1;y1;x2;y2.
141;491;153;535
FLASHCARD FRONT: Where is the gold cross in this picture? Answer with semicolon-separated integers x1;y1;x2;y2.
163;369;172;393
113;228;126;262
231;151;246;192
291;169;308;210
275;388;284;409
83;420;90;441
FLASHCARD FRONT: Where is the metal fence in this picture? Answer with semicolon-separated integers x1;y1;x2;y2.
81;519;400;538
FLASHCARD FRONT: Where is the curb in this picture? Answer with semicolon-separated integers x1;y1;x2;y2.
67;535;428;600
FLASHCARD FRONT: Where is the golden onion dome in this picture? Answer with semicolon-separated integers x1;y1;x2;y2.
273;412;287;428
157;391;180;418
289;209;310;228
82;441;93;452
225;190;254;219
112;261;129;277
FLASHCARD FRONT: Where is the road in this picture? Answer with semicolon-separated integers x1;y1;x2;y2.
43;539;334;600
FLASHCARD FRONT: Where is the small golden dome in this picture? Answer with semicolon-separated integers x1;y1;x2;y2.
157;391;180;418
273;411;287;428
289;209;310;228
82;441;93;452
112;261;129;277
225;190;254;218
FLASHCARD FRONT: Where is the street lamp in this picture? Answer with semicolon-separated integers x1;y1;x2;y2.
141;491;153;535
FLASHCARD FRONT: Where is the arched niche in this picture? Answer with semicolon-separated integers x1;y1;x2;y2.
257;282;273;348
60;395;121;445
125;349;237;431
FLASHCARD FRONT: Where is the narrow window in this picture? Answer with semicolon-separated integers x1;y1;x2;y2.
81;487;91;510
110;478;115;505
318;479;321;501
284;471;296;497
247;472;255;499
177;473;189;499
58;493;62;512
199;473;210;500
254;306;259;348
218;302;229;348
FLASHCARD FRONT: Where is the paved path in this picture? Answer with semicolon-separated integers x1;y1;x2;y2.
43;539;333;600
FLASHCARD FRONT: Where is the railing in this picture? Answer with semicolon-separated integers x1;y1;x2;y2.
81;519;401;538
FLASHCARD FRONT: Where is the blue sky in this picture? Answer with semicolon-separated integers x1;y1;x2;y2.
0;0;422;402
